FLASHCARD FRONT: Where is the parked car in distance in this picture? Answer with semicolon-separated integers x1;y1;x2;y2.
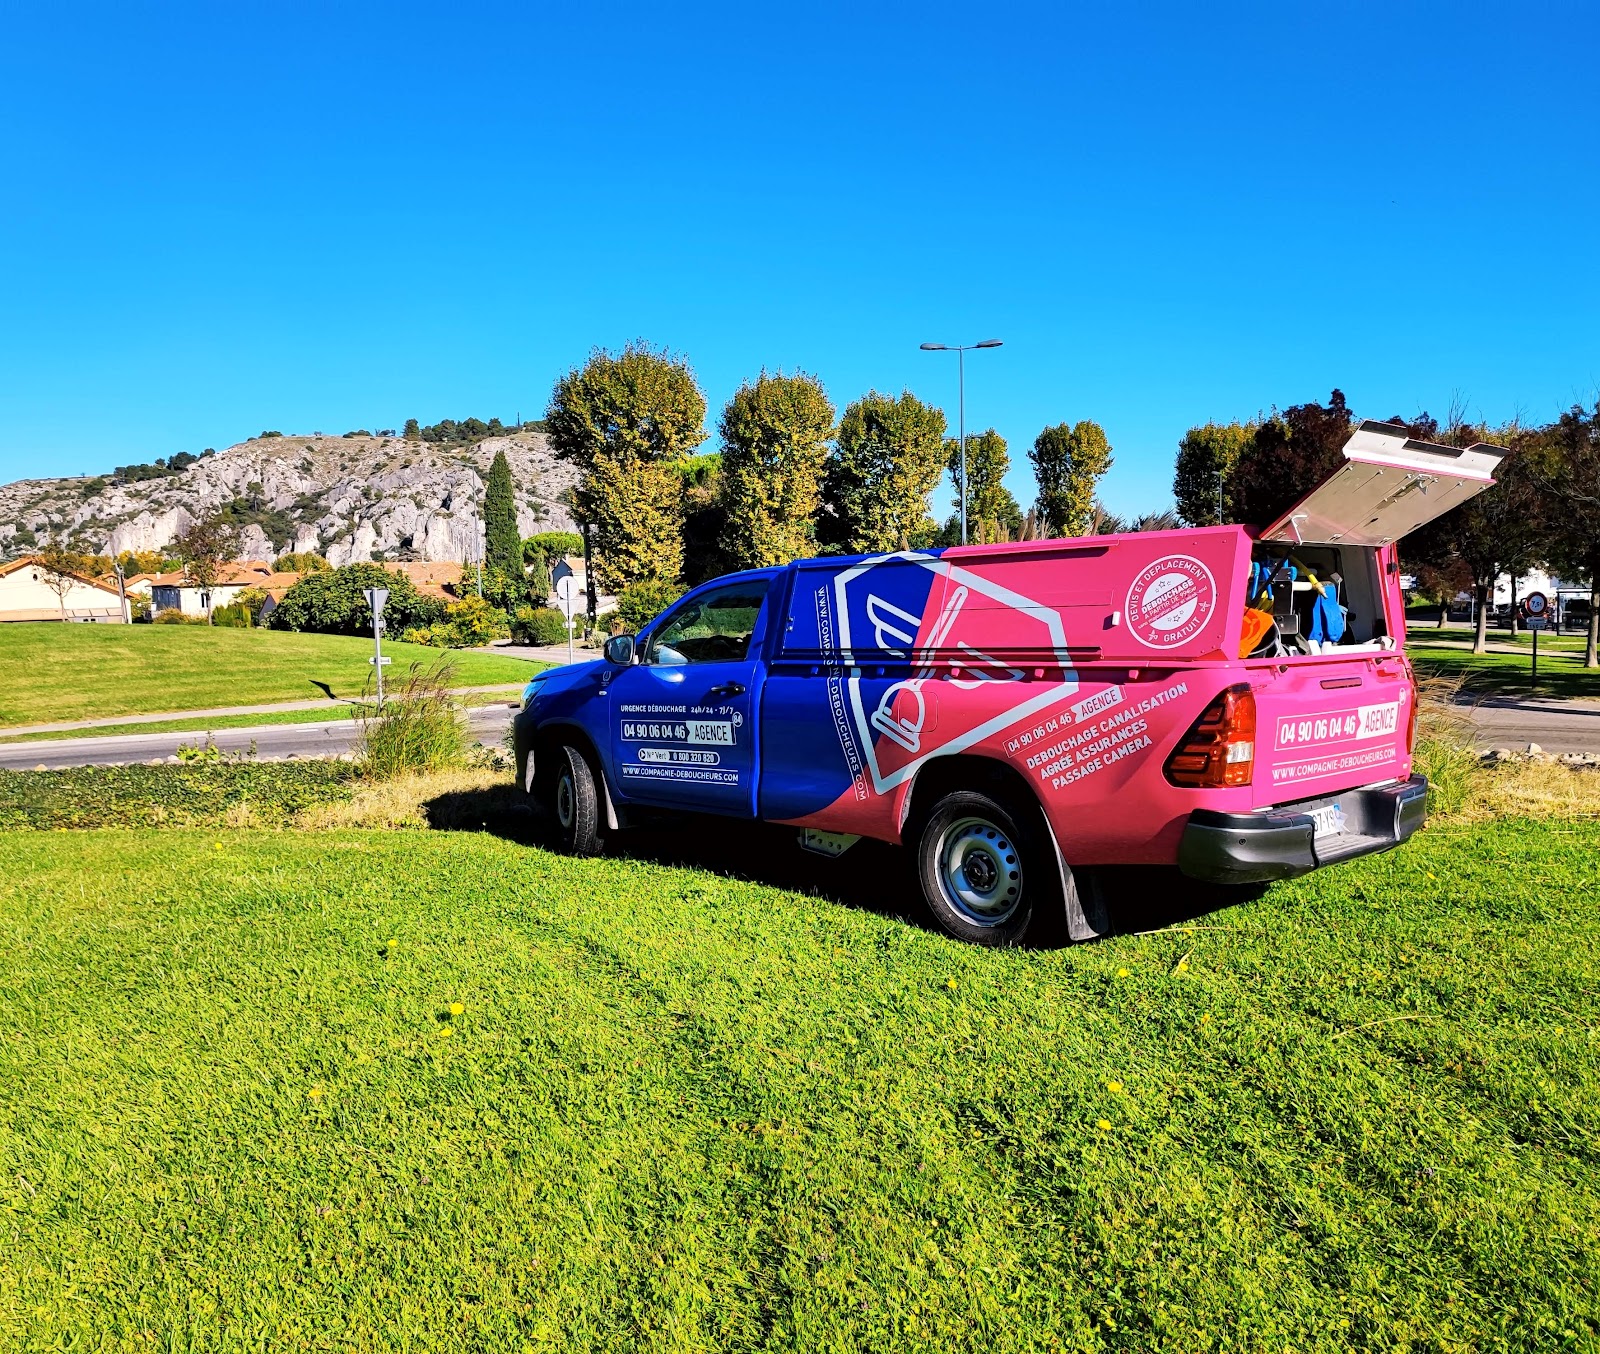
515;422;1506;946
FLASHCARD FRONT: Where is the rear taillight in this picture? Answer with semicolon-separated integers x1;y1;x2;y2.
1405;687;1418;754
1164;684;1256;788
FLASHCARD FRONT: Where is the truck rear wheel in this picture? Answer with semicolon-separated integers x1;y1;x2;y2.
549;743;600;856
915;790;1050;947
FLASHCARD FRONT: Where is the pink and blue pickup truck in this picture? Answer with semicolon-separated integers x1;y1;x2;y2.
514;421;1504;945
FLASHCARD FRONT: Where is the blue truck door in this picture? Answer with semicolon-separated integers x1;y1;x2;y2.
606;576;772;816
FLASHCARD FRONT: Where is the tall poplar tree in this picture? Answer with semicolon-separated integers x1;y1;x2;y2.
546;343;707;590
820;391;947;554
718;372;836;569
1030;420;1113;538
1173;421;1254;526
945;428;1022;542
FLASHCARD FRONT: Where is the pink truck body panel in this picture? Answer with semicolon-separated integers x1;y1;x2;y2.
772;528;1413;865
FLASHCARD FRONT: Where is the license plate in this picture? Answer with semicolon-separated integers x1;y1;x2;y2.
1308;803;1347;838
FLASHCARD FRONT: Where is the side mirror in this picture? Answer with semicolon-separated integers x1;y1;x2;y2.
604;633;637;665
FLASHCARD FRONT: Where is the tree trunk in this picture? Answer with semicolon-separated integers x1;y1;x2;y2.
1473;583;1489;654
1436;600;1447;628
1589;584;1599;670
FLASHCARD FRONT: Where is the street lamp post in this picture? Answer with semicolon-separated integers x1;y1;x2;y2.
919;339;1003;545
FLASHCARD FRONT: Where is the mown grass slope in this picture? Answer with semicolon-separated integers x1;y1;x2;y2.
0;623;540;726
1;821;1596;1351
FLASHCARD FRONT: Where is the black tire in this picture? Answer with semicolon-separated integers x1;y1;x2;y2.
548;743;600;856
914;789;1057;947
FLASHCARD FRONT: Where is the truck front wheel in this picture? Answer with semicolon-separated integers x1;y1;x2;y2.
915;790;1051;947
549;743;600;856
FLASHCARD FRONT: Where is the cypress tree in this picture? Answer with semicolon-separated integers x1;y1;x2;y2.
483;450;522;577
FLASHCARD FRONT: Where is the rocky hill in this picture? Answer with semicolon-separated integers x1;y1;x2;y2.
0;431;580;565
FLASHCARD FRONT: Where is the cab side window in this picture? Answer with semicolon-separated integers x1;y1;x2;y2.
647;583;767;666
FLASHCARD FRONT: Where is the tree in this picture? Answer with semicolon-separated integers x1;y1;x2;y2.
1030;421;1113;538
718;372;836;569
268;563;446;635
1228;390;1354;528
819;391;947;554
35;543;91;621
173;514;243;622
1173;422;1254;526
273;551;329;573
483;449;523;584
1530;401;1600;667
546;343;707;590
678;454;732;584
403;418;421;439
1407;424;1543;654
945;428;1022;544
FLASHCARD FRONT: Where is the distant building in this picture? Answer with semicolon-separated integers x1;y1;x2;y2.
149;561;285;616
0;556;126;623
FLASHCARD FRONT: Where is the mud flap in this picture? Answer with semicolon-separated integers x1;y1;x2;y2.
1040;815;1111;942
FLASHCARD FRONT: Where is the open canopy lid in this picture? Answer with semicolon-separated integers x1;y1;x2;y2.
1258;420;1508;547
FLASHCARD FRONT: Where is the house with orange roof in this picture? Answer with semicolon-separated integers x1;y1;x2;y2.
0;555;127;623
149;560;284;617
388;560;465;600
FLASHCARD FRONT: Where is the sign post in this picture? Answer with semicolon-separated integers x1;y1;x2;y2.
1522;592;1548;690
555;569;578;666
363;587;391;707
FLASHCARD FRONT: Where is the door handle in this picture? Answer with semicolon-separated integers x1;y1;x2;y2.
706;681;746;698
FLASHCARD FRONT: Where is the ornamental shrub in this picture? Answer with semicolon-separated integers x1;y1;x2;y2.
268;563;446;636
512;606;570;646
401;594;509;648
617;578;683;633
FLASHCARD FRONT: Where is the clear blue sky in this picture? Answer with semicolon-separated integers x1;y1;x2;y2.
2;1;1596;518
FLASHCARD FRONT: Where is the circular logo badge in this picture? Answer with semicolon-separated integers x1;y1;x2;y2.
1125;555;1217;649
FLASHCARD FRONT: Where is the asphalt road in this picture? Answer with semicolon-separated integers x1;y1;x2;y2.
1460;695;1600;754
3;693;1596;771
0;702;520;770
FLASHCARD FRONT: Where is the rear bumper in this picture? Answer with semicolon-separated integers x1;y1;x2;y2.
1177;774;1428;885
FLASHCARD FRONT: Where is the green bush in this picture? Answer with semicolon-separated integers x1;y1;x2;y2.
400;595;509;648
357;661;466;779
152;610;208;625
523;531;583;566
272;551;329;573
512;606;571;646
211;602;253;628
0;762;354;829
617;578;683;633
268;563;446;636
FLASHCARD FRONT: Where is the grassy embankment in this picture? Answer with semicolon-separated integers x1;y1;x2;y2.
0;623;541;729
1;770;1596;1348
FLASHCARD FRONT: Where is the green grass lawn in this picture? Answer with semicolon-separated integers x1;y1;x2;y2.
1407;624;1591;653
0;623;541;727
0;690;522;743
1;817;1595;1350
1411;643;1600;701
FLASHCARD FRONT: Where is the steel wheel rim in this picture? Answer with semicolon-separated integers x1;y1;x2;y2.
556;773;575;829
936;816;1022;925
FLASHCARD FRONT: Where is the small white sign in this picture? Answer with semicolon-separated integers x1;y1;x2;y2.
368;656;392;665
